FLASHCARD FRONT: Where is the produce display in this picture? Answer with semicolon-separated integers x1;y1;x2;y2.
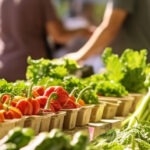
0;48;150;150
0;127;89;150
88;89;150;150
88;123;150;150
101;48;150;93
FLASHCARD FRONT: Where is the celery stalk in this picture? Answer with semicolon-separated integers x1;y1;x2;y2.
128;88;150;128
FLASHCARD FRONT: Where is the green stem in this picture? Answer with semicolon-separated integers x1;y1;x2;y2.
131;135;135;150
0;93;14;103
146;113;150;121
140;109;149;122
69;87;78;97
122;115;132;127
27;82;34;98
128;89;150;128
1;93;14;111
44;92;58;110
75;86;91;103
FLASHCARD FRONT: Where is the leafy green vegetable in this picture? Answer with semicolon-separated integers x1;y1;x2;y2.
26;57;79;84
127;89;150;128
101;48;149;93
89;123;150;150
102;48;124;82
0;79;28;96
81;89;99;104
95;80;128;97
36;77;62;88
62;76;84;93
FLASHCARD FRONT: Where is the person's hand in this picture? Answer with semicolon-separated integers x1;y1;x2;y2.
81;25;96;38
63;51;84;64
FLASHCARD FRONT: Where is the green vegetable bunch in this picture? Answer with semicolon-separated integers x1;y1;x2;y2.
0;128;89;150
81;89;99;104
62;76;84;93
0;79;28;96
102;48;150;93
95;80;128;97
123;88;150;128
88;123;150;150
26;57;79;84
0;127;35;150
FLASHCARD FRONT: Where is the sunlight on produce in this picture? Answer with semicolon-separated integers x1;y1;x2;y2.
0;0;150;149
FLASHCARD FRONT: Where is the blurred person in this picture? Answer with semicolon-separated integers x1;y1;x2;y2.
53;0;104;73
68;0;98;25
65;0;150;68
0;0;93;82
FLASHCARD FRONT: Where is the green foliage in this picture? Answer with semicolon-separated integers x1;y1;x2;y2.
26;57;79;84
81;89;99;104
101;48;149;93
62;76;84;93
102;47;124;82
36;77;62;88
89;123;150;150
0;79;28;96
96;80;128;97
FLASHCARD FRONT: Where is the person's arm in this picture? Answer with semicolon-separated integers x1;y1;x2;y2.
45;20;94;44
43;0;94;45
64;1;128;61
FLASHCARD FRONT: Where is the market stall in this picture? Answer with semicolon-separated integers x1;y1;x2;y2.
0;48;150;150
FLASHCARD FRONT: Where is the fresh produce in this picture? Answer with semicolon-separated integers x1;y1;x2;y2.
15;99;33;115
88;123;150;150
123;88;150;128
43;92;62;112
95;80;128;97
62;76;84;93
0;79;28;97
102;48;150;93
1;106;22;119
32;86;45;98
0;94;23;119
44;86;69;106
15;83;40;115
89;88;150;150
26;57;79;84
70;131;89;150
18;129;89;150
35;95;47;109
21;129;71;150
0;110;5;122
0;127;35;150
44;86;78;110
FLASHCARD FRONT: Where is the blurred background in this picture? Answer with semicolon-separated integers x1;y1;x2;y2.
51;0;107;73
